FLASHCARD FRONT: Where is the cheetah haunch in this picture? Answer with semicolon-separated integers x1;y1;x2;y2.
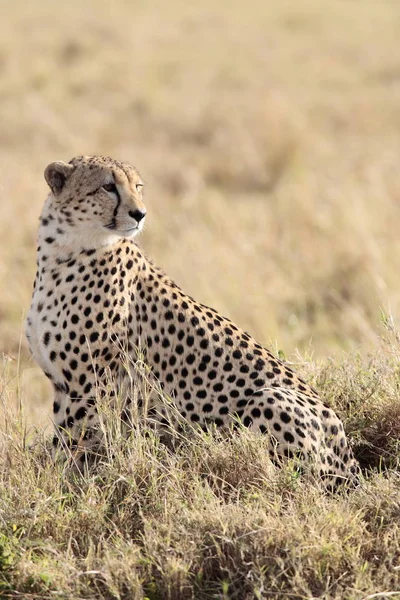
26;155;358;489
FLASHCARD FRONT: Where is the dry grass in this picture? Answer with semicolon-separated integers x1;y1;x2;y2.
1;0;400;597
1;331;400;598
1;346;400;599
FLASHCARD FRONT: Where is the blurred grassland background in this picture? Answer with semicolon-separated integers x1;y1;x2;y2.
1;0;400;428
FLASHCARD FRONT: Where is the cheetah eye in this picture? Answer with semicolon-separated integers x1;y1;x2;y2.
102;182;118;193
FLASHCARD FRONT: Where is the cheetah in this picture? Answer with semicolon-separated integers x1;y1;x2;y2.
26;155;359;489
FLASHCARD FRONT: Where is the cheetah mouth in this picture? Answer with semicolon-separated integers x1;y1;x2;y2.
104;223;140;237
120;227;139;236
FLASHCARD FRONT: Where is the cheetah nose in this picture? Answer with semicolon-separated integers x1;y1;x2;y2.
129;209;146;223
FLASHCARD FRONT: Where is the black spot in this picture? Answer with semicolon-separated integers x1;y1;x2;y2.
295;427;306;439
62;368;72;382
283;431;295;444
243;416;253;428
255;359;265;371
75;406;87;420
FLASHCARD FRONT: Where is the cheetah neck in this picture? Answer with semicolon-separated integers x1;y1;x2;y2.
37;196;127;267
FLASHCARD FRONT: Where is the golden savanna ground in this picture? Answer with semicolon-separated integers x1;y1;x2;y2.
0;1;400;598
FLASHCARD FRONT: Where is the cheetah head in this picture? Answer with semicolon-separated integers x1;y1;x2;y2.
44;155;146;244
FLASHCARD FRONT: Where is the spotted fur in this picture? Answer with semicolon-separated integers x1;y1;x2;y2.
26;155;359;489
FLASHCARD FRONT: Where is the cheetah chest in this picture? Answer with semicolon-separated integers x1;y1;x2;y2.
26;254;133;390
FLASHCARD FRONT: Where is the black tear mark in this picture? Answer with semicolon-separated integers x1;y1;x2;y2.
112;172;122;217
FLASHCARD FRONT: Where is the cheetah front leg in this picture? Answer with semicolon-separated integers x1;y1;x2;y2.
51;385;101;471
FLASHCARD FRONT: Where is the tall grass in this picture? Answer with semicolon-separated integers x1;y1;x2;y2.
1;333;400;598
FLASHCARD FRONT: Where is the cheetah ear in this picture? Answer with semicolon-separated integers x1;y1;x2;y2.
44;161;75;196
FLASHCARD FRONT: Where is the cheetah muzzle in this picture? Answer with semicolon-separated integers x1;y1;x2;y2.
26;155;359;490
